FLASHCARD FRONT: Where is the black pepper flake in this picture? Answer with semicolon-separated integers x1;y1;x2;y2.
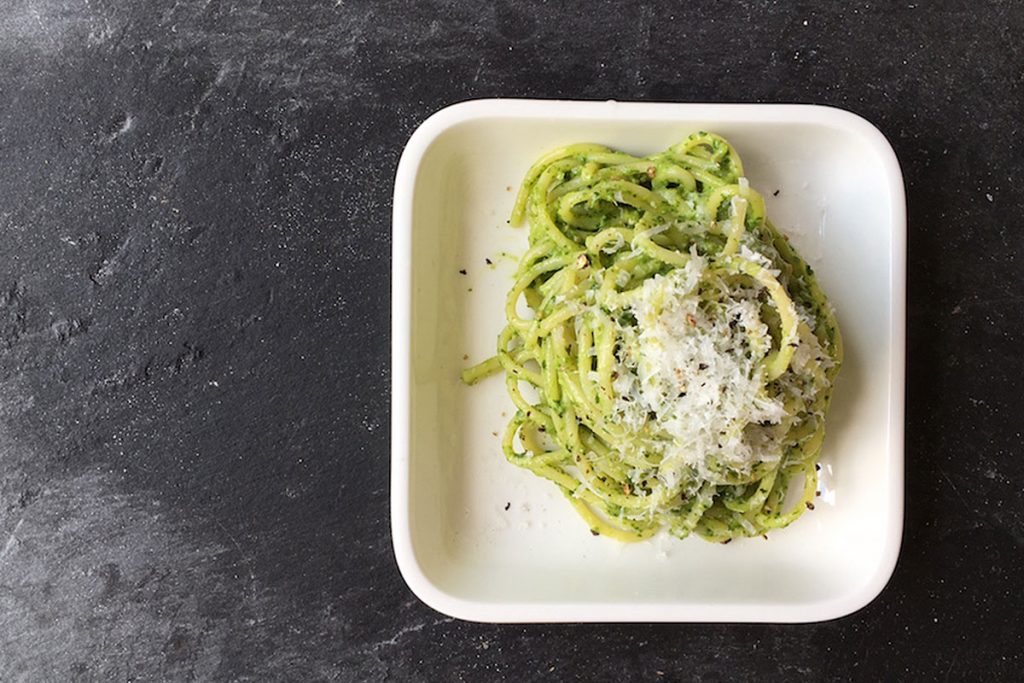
458;269;467;275
504;502;511;511
721;538;732;545
805;501;815;510
815;463;821;471
762;534;769;540
698;363;708;370
590;529;600;536
538;426;546;432
773;189;780;197
485;258;493;265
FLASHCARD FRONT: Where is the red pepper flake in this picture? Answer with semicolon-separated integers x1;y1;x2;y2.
686;313;697;326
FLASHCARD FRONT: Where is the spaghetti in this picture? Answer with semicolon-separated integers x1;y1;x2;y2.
463;133;842;543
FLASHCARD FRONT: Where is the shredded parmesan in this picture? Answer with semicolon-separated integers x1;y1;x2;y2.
611;253;787;488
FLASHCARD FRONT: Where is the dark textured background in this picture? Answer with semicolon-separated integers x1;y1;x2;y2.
0;1;1021;680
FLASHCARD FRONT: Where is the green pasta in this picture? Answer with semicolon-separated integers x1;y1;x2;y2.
463;133;842;543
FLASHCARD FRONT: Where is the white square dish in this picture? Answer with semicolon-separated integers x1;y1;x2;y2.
391;99;905;623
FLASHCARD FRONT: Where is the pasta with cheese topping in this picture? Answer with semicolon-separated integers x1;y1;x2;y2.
462;133;842;542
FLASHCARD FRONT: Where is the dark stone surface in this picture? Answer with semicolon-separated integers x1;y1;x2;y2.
0;0;1021;680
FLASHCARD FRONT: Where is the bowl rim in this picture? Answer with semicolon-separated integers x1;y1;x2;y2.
391;98;906;623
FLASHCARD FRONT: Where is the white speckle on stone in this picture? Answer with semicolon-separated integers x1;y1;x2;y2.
113;114;134;138
1;518;25;560
101;113;136;143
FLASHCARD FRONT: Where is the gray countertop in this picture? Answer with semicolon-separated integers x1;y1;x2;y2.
1;1;1021;680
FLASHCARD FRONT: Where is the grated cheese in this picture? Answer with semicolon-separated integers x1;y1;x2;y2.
611;253;788;489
